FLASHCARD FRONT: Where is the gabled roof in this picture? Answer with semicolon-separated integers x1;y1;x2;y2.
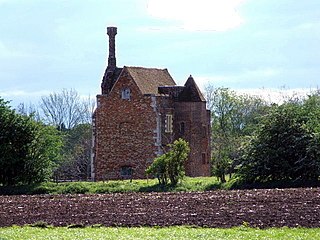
178;75;206;102
125;66;176;95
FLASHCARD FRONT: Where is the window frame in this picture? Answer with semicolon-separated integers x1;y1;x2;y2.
165;114;173;133
121;88;131;100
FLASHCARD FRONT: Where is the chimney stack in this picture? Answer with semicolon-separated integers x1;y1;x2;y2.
107;27;117;70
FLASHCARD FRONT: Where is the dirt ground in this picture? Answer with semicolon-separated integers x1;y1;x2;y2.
0;188;320;228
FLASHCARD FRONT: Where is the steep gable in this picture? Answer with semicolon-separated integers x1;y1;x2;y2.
125;66;176;95
178;75;206;102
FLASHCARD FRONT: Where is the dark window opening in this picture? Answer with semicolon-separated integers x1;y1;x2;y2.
120;166;133;178
179;122;185;134
202;153;206;164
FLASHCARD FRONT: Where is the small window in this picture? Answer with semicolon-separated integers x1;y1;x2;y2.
120;166;133;177
165;114;173;133
121;88;131;100
179;122;185;134
202;153;206;164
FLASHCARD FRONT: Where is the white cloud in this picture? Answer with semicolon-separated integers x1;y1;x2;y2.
236;87;318;104
0;89;51;106
0;89;50;98
192;73;318;104
147;0;246;31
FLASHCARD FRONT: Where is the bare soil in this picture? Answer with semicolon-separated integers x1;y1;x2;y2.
1;188;320;228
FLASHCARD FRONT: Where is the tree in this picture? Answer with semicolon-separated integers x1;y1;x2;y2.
17;89;95;181
16;102;41;121
55;123;92;180
0;97;63;185
146;138;190;186
40;89;94;130
237;94;320;184
206;86;268;182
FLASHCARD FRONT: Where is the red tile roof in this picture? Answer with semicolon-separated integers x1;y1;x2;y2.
125;66;176;95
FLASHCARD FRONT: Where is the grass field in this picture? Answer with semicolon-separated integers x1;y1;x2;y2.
1;226;320;240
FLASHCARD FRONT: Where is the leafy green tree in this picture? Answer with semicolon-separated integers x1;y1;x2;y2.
206;87;268;182
146;138;190;186
237;95;320;184
0;97;63;185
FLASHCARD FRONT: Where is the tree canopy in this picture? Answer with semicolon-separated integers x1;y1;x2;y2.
236;93;320;184
206;86;268;182
0;97;63;185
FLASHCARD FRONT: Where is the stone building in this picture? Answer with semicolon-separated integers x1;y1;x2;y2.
91;27;211;180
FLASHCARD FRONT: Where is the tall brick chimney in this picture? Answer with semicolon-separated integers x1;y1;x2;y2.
101;27;118;94
107;27;117;70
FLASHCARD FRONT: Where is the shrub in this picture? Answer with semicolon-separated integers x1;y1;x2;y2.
146;138;190;186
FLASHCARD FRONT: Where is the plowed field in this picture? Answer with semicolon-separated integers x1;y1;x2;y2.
1;188;320;228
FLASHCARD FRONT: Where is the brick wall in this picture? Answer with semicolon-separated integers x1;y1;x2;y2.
174;101;211;176
93;71;158;180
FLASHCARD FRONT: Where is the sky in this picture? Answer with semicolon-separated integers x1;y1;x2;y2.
0;0;319;106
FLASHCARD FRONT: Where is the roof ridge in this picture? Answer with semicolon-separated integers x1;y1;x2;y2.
125;66;168;71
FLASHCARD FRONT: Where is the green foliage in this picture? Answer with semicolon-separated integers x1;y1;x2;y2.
55;123;92;180
208;87;268;182
146;154;168;185
1;226;320;240
237;93;320;184
0;97;63;185
146;138;190;186
0;177;221;195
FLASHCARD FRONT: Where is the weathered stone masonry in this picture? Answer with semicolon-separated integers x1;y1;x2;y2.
92;27;211;180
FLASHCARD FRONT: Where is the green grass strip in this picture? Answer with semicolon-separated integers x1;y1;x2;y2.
0;177;223;195
1;226;320;240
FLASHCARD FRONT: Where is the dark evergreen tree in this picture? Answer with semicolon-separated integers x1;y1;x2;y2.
237;94;320;184
0;97;63;185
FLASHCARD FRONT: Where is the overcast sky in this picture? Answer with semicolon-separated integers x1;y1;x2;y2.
0;0;319;106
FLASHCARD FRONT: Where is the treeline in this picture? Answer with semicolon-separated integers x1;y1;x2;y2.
0;89;94;186
206;86;320;187
1;87;320;187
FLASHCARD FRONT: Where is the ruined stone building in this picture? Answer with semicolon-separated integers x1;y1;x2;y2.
91;27;211;180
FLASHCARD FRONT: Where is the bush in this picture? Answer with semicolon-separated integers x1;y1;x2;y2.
60;182;89;194
146;138;190;186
